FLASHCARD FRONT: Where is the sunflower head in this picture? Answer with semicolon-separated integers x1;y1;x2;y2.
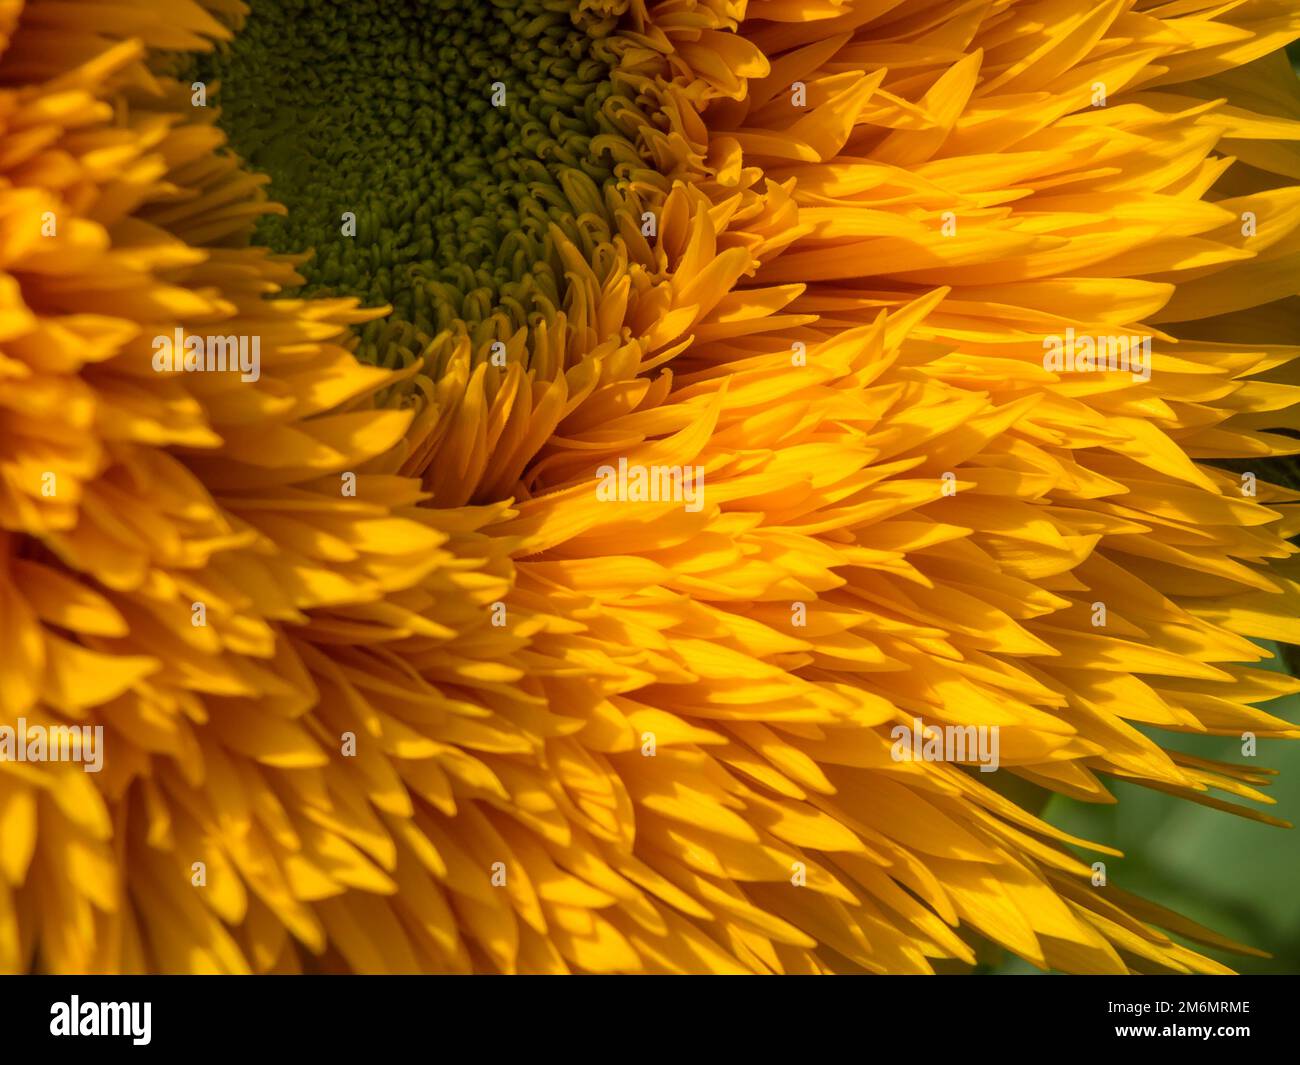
2;0;1300;976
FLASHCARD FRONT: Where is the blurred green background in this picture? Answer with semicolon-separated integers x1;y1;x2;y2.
989;641;1300;974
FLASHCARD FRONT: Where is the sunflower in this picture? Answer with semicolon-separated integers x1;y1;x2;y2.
2;0;1300;975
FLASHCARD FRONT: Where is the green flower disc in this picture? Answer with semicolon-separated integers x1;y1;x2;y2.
197;0;646;372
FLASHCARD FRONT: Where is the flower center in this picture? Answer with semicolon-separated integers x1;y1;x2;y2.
199;0;627;367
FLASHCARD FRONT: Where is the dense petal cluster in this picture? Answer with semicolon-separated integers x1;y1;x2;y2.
2;0;1299;974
